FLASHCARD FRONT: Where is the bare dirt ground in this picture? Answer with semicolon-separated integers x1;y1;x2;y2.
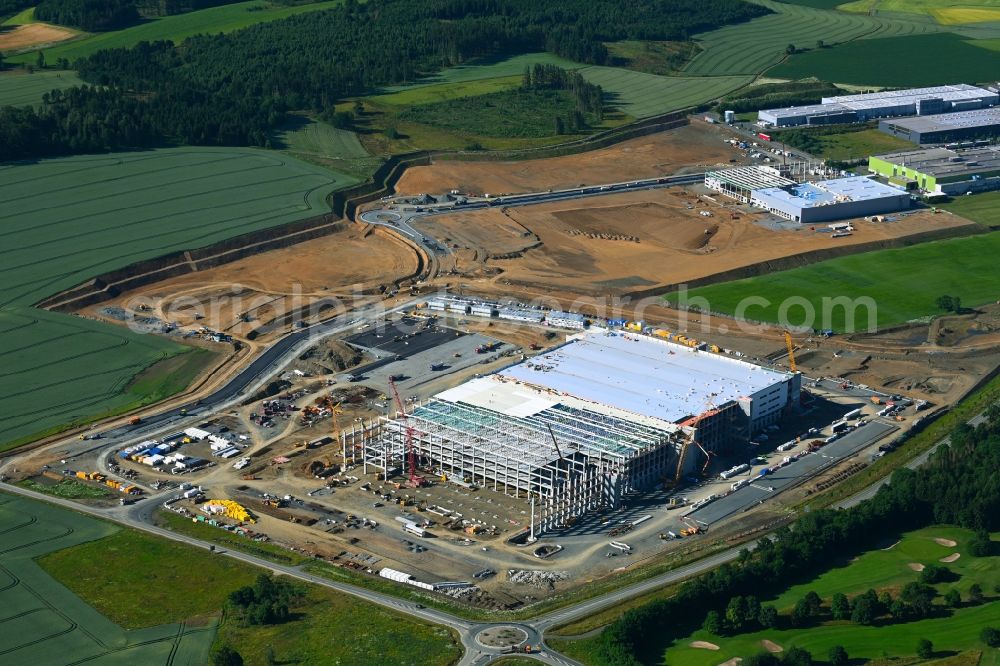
417;188;975;300
396;123;743;196
0;23;75;51
86;227;420;343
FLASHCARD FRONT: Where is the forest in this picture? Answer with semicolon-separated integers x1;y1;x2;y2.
0;0;769;160
597;407;1000;666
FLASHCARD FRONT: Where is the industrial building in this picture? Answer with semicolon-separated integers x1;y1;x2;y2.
869;145;1000;195
705;167;910;223
758;84;999;128
350;330;798;533
878;107;1000;144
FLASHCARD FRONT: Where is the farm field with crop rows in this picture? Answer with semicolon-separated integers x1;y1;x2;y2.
0;493;218;665
0;148;354;449
6;0;344;64
575;67;753;118
683;0;943;76
771;32;1000;86
665;232;1000;332
0;70;82;107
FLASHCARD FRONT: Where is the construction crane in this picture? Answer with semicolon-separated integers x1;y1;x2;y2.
319;397;345;460
674;393;719;482
387;378;421;486
783;330;797;373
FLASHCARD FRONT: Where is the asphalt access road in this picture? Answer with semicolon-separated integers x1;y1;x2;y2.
95;300;418;444
688;420;897;525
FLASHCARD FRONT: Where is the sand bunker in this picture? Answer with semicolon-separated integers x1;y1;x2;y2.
690;641;720;650
718;659;743;666
934;538;958;547
881;540;901;551
761;640;783;653
908;562;926;571
940;553;961;563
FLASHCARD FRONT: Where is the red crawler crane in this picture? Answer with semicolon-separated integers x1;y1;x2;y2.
387;378;421;487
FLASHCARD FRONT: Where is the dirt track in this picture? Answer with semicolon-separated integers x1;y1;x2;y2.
0;23;75;50
396;123;741;196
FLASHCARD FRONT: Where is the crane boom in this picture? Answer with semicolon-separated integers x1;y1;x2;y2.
388;378;419;485
783;330;797;373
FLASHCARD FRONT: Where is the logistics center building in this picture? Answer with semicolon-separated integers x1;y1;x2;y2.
757;84;999;128
869;145;1000;196
878;107;1000;144
351;330;798;533
705;167;910;223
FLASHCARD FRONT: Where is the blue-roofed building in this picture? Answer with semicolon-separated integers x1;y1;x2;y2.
750;176;910;223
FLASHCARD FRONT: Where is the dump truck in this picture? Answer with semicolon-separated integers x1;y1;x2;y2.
127;416;142;425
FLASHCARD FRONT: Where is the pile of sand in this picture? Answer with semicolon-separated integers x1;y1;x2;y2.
933;537;958;547
908;562;926;572
940;553;961;563
761;640;783;653
690;641;720;650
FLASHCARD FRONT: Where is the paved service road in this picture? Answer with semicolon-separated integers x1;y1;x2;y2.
688;420;897;525
3;396;993;664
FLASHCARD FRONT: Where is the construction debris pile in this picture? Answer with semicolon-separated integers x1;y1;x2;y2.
507;570;570;586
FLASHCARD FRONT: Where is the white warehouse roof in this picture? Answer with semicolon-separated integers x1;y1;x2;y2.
450;331;790;424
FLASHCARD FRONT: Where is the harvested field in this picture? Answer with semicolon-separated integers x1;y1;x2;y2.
690;641;721;650
934;538;958;547
940;553;961;563
413;188;976;300
0;22;76;51
94;226;421;342
395;123;741;196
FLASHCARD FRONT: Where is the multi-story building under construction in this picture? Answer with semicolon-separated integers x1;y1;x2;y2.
347;330;798;534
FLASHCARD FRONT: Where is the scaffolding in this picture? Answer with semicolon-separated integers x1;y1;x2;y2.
352;399;687;535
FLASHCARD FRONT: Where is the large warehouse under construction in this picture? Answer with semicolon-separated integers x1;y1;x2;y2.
350;330;798;533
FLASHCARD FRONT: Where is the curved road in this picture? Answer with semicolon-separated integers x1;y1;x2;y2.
3;170;993;664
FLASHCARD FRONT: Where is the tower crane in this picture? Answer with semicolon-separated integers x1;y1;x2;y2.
783;330;797;373
319;397;344;461
387;378;421;487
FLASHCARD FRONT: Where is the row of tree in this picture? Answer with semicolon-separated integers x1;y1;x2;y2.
2;0;768;160
598;404;1000;665
34;0;141;31
226;573;303;627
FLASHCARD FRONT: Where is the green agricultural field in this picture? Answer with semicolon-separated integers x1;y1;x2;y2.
376;52;583;93
217;584;462;666
838;0;1000;26
272;116;382;180
574;66;754;118
0;147;355;451
665;231;1000;332
941;191;1000;227
682;0;943;77
18;477;115;499
771;32;1000;86
556;526;1000;666
399;88;598;139
6;0;344;64
0;69;82;107
605;40;701;76
2;6;37;24
39;529;259;628
0;492;218;664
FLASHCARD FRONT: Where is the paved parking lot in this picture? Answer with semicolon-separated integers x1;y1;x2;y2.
344;317;464;359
